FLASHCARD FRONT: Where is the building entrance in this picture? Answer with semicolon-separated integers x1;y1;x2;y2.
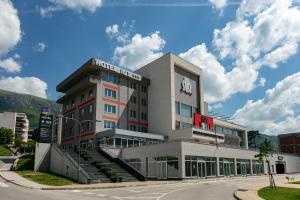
197;161;206;178
157;161;167;179
276;161;286;174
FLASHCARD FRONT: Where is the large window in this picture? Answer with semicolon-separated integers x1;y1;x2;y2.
104;120;115;128
252;160;264;174
103;73;118;84
219;158;235;176
104;104;116;114
130;110;137;118
181;103;192;118
185;156;216;178
175;101;180;114
141;112;147;120
236;159;251;175
105;88;116;99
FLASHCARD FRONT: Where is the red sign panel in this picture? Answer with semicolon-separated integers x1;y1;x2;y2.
193;113;214;130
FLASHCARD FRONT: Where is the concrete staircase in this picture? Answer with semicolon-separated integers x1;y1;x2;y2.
66;150;111;183
88;150;138;182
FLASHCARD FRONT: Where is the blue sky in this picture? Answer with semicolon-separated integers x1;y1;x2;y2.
0;0;300;135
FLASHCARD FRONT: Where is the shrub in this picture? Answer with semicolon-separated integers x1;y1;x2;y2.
111;175;123;183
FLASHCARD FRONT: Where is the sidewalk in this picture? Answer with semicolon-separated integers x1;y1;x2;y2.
234;180;300;200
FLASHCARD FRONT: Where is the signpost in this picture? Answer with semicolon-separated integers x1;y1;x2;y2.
38;108;53;143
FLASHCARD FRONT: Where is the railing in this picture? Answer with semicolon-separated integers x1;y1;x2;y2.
99;147;146;181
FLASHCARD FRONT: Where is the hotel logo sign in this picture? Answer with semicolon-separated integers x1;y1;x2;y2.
94;58;142;81
181;77;192;95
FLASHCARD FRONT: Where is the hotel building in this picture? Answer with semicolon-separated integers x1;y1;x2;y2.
53;53;300;181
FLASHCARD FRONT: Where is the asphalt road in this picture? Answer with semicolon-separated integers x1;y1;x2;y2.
0;175;299;200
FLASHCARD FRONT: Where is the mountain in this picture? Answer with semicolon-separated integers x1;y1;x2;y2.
0;89;61;128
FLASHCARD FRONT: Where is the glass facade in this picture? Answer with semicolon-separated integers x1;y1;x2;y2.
185;156;217;178
103;73;118;84
181;103;192;118
252;160;264;174
219;158;235;176
236;159;251;175
148;156;179;178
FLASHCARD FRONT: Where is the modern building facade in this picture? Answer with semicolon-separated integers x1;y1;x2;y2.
279;133;300;154
0;112;29;142
56;53;300;180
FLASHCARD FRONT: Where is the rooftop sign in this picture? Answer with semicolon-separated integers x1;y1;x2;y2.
94;59;142;81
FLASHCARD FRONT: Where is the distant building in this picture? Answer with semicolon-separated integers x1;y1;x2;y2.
278;133;300;154
0;112;29;142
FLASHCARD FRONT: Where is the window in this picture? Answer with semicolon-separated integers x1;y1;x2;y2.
181;122;192;128
89;104;93;113
104;120;115;128
181;103;192;117
175;102;180;114
80;108;85;116
141;85;147;93
103;73;118;84
89;90;93;97
175;121;180;129
130;125;137;131
104;104;116;114
81;94;85;102
130;96;137;104
130;82;137;89
105;88;116;99
130;110;137;118
141;112;147;120
140;126;147;133
141;99;147;106
71;100;75;107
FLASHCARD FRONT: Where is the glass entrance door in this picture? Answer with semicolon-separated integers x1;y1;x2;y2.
197;162;206;178
224;162;231;176
157;162;167;179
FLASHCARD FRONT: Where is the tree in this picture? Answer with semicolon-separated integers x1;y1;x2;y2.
255;139;276;190
248;130;260;149
0;127;13;145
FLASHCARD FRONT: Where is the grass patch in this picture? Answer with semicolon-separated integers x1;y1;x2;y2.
0;145;12;156
15;155;34;171
15;154;74;186
17;171;74;186
258;187;300;200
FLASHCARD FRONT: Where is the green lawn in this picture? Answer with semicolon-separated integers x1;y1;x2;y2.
17;171;74;186
15;155;74;186
0;145;12;156
258;187;300;200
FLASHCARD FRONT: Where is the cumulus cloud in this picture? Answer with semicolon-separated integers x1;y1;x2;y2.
0;1;48;98
0;76;47;98
209;0;228;10
105;24;119;36
40;0;102;16
0;0;21;54
113;31;166;70
180;0;300;103
233;71;300;135
33;42;47;52
0;57;21;73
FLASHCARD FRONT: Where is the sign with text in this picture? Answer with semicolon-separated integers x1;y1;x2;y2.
94;58;142;81
38;114;53;143
193;113;214;131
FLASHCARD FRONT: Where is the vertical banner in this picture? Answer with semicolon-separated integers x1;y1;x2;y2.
38;114;53;143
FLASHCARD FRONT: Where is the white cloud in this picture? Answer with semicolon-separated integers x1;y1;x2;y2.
40;0;102;16
33;42;47;52
0;76;48;98
259;77;266;87
179;43;260;103
113;31;166;70
209;0;228;10
181;0;300;103
0;57;21;73
233;71;300;135
0;0;21;54
105;24;119;36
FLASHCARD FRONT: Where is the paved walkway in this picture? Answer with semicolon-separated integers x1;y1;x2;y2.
234;176;300;200
0;171;46;189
